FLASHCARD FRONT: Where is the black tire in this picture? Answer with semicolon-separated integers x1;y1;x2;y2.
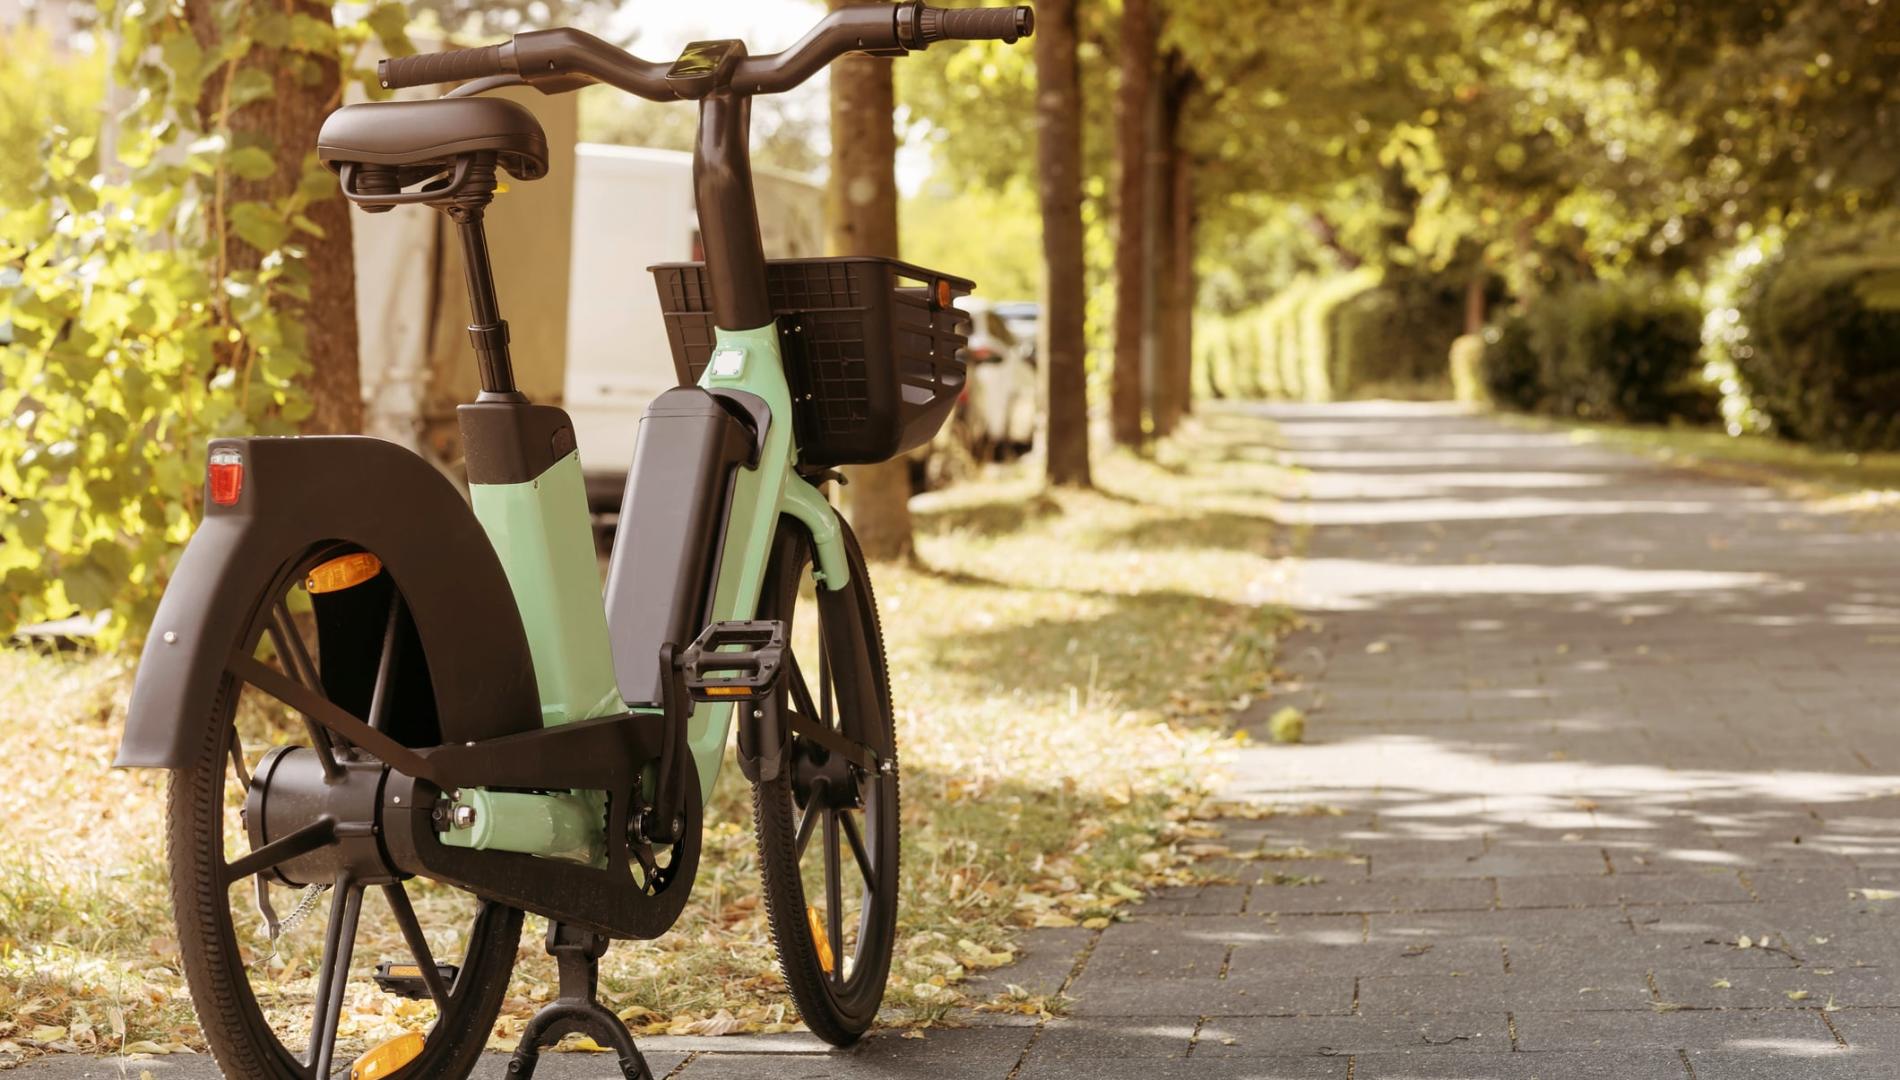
751;519;900;1045
166;550;522;1079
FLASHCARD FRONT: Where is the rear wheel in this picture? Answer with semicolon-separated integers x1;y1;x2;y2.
167;546;521;1078
750;519;900;1045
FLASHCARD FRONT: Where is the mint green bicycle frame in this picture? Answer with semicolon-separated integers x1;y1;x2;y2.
444;323;848;861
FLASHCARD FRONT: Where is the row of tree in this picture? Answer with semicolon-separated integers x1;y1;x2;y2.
868;0;1895;557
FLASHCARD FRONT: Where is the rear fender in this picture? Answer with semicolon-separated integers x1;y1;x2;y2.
115;436;543;768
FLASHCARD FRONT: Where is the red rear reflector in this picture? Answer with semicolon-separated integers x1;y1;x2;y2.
208;447;244;506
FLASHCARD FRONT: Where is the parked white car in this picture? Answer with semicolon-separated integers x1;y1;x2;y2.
957;298;1038;458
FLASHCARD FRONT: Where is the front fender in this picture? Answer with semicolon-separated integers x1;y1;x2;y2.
115;436;543;768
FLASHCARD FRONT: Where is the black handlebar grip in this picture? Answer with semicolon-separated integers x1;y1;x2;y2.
379;44;512;89
919;5;1036;45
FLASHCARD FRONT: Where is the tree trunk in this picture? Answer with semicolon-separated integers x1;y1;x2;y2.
1109;0;1154;446
189;0;361;435
1151;63;1194;438
1033;0;1091;487
826;0;912;561
1154;138;1194;436
1464;270;1489;335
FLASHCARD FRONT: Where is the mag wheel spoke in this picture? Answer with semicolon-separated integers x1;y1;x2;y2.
365;594;404;734
838;809;876;894
795;800;821;860
819;636;833;728
229;727;254;793
306;876;362;1078
267;604;343;780
785;651;824;731
223;818;337;885
823;810;844;984
381;883;451;1012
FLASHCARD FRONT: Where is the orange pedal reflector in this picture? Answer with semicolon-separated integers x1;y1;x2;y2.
307;553;384;594
350;1031;424;1080
704;684;752;698
807;904;835;975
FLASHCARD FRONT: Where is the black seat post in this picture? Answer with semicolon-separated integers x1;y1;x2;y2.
442;154;520;400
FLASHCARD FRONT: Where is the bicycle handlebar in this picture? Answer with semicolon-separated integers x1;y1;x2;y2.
379;2;1035;98
921;5;1035;44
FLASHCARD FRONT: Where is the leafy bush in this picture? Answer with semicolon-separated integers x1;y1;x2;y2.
1294;271;1380;401
1331;274;1464;391
1732;227;1900;451
1448;333;1487;405
0;27;104;196
1526;279;1712;424
1479;312;1543;411
0;4;410;647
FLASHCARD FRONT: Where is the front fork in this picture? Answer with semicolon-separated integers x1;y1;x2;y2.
444;322;846;862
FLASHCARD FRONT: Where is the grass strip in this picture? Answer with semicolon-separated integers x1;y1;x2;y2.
0;408;1293;1061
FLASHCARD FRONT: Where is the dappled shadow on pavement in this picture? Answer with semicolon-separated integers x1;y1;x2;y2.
1088;401;1900;1078
905;403;1900;1078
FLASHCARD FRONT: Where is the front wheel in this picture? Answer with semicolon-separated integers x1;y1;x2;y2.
750;518;900;1045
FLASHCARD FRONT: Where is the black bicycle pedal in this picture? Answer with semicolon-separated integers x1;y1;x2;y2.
372;960;459;1000
678;620;787;702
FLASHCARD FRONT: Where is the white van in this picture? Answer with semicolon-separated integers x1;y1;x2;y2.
563;144;824;509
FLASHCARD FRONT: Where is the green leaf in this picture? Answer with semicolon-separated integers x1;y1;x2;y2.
227;67;276;111
253;11;292;49
228;202;290;253
287;12;338;55
365;2;415;55
227;146;278;181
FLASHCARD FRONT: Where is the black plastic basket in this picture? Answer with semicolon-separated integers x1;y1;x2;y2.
651;257;974;466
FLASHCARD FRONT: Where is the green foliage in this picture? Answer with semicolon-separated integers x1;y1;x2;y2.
0;3;407;648
1479;313;1543;412
1202;269;1475;402
1516;280;1713;425
903;178;1043;302
1545;0;1899;230
1733;221;1900;452
1448;332;1487;405
1331;274;1464;390
0;27;105;198
409;0;620;36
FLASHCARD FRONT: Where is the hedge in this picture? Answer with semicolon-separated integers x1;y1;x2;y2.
1733;231;1900;451
1479;279;1713;425
1198;268;1470;402
1332;274;1465;391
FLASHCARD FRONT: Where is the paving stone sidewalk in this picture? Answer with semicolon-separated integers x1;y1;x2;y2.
21;402;1900;1079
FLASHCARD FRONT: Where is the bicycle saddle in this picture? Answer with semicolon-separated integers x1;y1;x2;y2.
317;97;549;181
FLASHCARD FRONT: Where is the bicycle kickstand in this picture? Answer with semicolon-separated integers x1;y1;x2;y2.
507;921;651;1080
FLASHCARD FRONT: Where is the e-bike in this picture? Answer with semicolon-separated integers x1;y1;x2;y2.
113;5;1034;1077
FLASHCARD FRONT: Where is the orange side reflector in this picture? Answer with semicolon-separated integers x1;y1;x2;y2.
704;685;752;698
807;905;835;975
307;553;384;594
351;1031;425;1080
385;964;421;979
934;279;952;309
